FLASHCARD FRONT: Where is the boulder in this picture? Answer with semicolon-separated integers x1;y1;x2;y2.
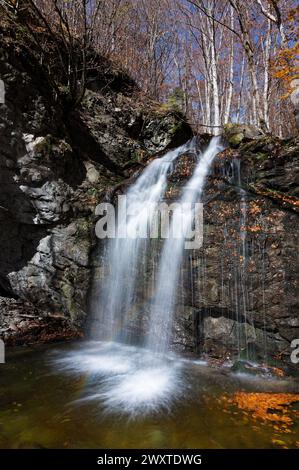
223;123;264;147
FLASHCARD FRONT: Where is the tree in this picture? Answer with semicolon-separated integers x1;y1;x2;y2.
273;5;299;92
1;0;297;135
255;0;287;45
2;0;103;107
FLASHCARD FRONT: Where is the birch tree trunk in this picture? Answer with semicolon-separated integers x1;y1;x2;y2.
236;53;245;122
223;6;235;124
256;0;287;46
201;23;212;132
206;3;221;134
229;0;264;127
262;19;272;130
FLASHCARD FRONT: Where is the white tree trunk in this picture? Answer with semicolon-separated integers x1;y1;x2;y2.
223;6;235;124
207;7;221;134
262;19;272;130
230;0;263;126
236;54;245;122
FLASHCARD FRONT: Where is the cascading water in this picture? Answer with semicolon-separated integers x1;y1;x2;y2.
147;136;223;354
55;137;223;416
232;158;252;359
94;140;196;343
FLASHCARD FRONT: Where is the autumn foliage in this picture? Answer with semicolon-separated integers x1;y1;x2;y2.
220;392;299;448
273;6;299;95
1;0;298;136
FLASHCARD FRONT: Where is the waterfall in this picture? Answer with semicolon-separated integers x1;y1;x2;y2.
95;139;196;342
146;136;223;353
60;137;223;415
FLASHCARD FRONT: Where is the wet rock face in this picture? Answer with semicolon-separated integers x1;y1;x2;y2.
90;135;298;366
0;28;193;345
169;136;299;364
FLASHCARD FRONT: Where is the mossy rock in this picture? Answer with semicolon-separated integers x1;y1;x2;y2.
224;123;263;148
60;282;78;320
33;135;54;155
75;218;92;240
229;132;244;147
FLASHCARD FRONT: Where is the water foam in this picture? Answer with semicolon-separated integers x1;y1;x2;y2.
52;341;183;416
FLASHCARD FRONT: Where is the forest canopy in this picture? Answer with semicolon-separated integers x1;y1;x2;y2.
2;0;299;136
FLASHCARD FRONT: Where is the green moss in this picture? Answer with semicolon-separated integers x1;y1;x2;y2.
126;148;144;163
255;152;268;160
228;132;244;147
34;135;53;155
240;150;269;162
239;140;259;153
86;187;100;197
61;282;78;320
169;121;184;135
75;219;92;240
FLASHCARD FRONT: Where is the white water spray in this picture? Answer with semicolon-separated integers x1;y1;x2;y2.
147;137;223;353
94;140;196;342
